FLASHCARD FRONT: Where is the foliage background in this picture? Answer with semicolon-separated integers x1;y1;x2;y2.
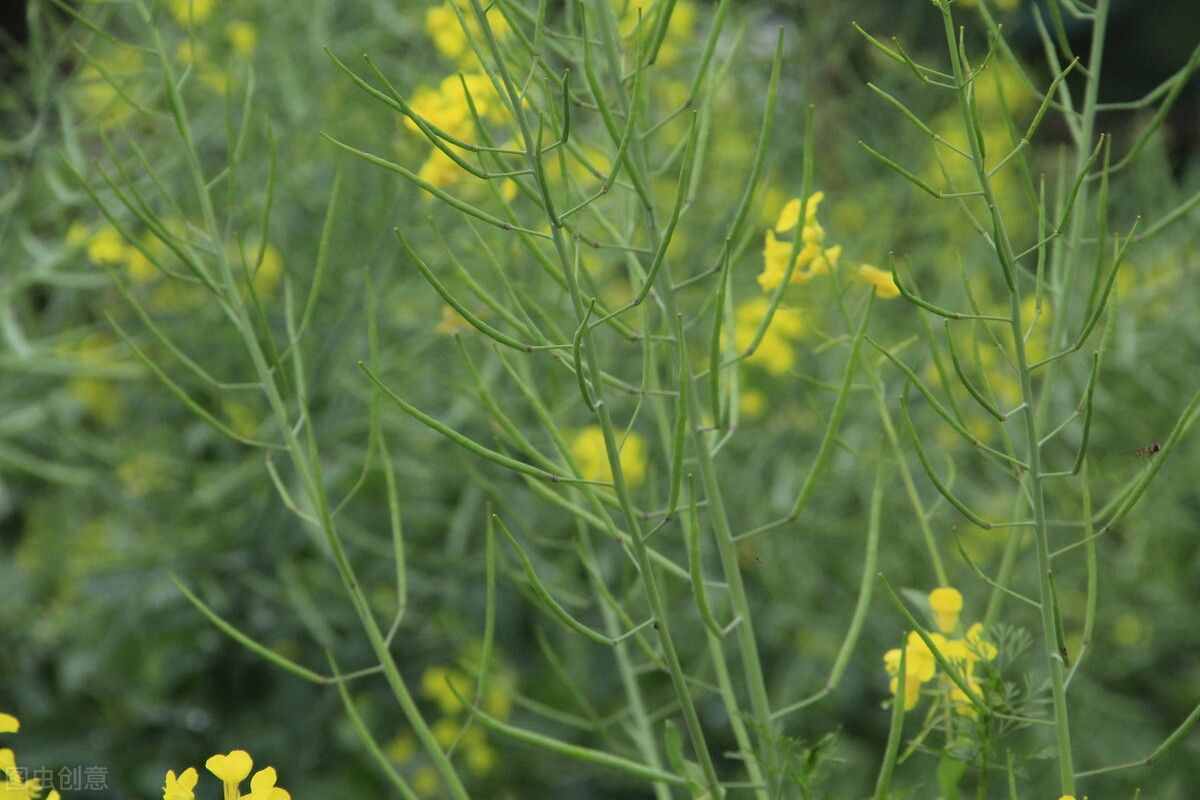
2;0;1199;797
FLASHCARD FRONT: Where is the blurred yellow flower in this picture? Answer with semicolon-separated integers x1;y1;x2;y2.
413;767;439;796
1113;611;1145;647
433;717;462;748
407;73;504;141
857;264;900;299
929;586;964;632
226;21;258;56
425;2;511;65
229;242;284;297
0;715;16;734
118;453;169;497
386;734;415;765
739;389;766;418
124;246;158;284
483;677;514;719
425;4;467;62
614;0;696;66
163;767;199;800
466;738;496;774
87;225;127;266
176;40;208;65
69;378;123;426
734;298;805;376
418;148;463;190
422;666;467;714
66;222;90;247
569;425;646;488
168;0;215;25
434;304;472;335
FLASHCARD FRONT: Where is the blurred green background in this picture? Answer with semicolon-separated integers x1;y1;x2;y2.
2;0;1200;797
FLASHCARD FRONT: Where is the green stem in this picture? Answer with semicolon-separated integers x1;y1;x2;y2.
937;2;1076;791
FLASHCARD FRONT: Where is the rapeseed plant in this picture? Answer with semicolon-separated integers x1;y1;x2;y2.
41;0;1200;796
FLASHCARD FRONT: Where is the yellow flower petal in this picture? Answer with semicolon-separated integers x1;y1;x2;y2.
775;198;801;233
568;426;647;488
857;264;900;299
245;766;292;800
164;767;199;800
928;586;963;633
966;622;998;661
206;750;253;787
0;713;18;734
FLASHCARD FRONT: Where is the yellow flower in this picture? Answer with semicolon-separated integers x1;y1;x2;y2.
857;264;900;299
465;739;496;775
425;2;511;65
230;242;284;297
0;715;16;734
226;21;258;56
66;222;91;246
483;678;514;719
413;767;440;796
734;298;805;376
406;73;505;143
883;632;938;710
739;389;766;418
422;666;467;714
433;717;462;748
774;197;802;233
244;767;291;800
200;68;230;95
163;767;199;800
176;40;208;65
888;672;924;710
69;378;124;426
614;0;696;66
205;750;253;793
87;225;127;266
418;148;464;190
965;622;998;661
118;453;169;497
73;48;145;124
569;425;647;488
757;192;842;291
168;0;215;26
0;748;18;778
125;244;159;284
929;586;963;633
386;734;415;765
434;304;472;335
253;244;283;296
1113;612;1145;647
949;675;984;718
426;4;469;63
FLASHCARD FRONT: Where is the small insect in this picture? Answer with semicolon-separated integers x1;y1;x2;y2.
1134;441;1162;459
